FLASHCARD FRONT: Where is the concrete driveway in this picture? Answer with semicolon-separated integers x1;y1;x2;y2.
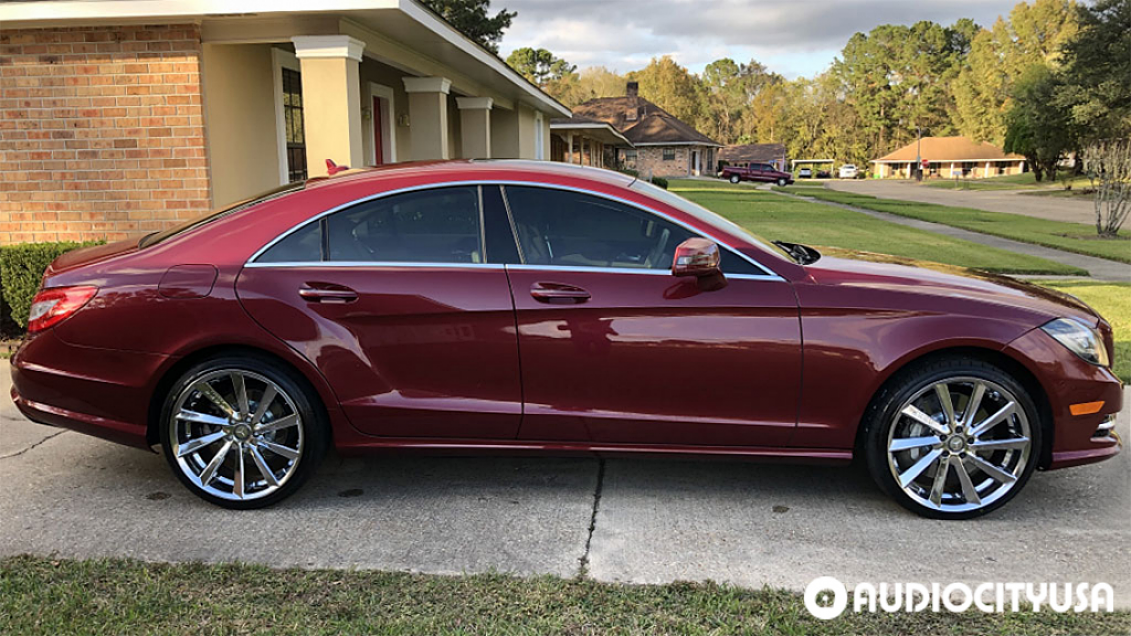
827;179;1096;225
2;360;1128;606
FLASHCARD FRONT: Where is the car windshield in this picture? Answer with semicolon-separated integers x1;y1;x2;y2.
138;182;305;248
629;179;795;262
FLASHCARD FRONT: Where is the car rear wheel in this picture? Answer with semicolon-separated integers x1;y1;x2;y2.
864;357;1040;519
159;354;328;509
729;174;741;184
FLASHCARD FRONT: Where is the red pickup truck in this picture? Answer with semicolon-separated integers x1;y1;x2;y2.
720;163;794;186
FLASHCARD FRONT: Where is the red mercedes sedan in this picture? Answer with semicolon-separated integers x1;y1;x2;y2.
9;161;1122;518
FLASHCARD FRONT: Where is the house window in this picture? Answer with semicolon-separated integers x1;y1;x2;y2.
624;150;637;162
662;148;675;161
281;68;307;182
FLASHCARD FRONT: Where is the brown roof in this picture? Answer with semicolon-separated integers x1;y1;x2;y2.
874;136;1024;162
718;143;786;163
570;96;720;147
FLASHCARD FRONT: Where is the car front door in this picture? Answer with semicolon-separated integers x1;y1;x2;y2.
237;185;523;439
501;185;802;447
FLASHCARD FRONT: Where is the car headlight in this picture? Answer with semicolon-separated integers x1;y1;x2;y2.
1040;317;1110;367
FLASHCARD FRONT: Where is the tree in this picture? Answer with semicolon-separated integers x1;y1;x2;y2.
420;0;515;53
1082;138;1131;237
1003;65;1074;181
833;20;968;157
701;58;779;144
953;0;1079;144
1054;0;1131;143
628;57;706;134
506;48;576;86
540;66;625;108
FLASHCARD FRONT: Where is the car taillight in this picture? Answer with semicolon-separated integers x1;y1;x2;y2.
27;286;97;333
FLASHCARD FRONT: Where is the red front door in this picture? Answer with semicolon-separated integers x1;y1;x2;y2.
372;96;384;165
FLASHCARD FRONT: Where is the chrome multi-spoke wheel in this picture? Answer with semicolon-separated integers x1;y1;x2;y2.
887;377;1031;513
866;360;1041;519
170;369;304;501
161;357;326;508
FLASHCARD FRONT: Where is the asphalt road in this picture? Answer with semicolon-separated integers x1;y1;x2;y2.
2;360;1128;606
826;179;1096;225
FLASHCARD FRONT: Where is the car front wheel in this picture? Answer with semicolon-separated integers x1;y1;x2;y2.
864;357;1041;519
159;354;328;509
777;178;788;187
729;174;741;184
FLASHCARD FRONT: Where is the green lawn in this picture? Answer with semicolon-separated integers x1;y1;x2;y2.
923;171;1092;191
670;181;1084;275
1036;280;1131;382
3;556;1128;636
785;188;1131;264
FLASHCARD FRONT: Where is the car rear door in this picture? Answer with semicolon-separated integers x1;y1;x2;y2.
500;184;802;447
236;185;523;439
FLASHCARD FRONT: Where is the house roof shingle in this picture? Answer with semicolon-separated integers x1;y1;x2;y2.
874;136;1024;162
570;95;720;147
718;143;786;164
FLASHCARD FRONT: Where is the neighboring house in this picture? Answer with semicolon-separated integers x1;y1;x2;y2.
549;115;633;169
718;143;787;172
872;136;1026;179
0;0;570;244
568;82;722;178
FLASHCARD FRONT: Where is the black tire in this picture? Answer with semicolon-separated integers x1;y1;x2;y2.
159;353;329;509
729;174;741;184
863;356;1042;520
777;178;788;187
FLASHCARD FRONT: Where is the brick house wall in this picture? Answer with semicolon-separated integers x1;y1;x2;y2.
0;25;210;245
621;145;716;178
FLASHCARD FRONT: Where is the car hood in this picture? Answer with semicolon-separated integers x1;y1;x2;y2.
803;251;1100;326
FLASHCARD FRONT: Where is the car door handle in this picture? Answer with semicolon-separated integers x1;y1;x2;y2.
299;284;359;304
530;282;591;304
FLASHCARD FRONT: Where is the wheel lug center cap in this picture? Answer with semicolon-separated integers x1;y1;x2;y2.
233;424;252;441
946;436;967;453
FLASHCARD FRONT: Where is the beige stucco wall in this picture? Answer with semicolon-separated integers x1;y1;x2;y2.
517;105;537;159
202;43;281;207
491;108;520;159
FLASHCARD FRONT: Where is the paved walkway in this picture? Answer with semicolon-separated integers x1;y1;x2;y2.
777;191;1130;282
2;361;1130;606
827;179;1096;225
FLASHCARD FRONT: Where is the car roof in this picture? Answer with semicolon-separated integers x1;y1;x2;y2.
303;159;637;192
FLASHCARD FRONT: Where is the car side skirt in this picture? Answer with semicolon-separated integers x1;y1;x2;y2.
332;434;853;464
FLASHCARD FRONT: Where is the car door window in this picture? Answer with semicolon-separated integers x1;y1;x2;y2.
257;219;322;263
504;186;695;270
325;186;482;263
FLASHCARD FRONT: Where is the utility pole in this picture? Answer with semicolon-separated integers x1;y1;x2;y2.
915;126;923;182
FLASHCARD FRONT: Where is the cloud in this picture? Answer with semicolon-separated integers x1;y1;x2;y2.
498;0;1018;77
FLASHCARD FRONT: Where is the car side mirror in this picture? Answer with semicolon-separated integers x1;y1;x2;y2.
671;238;722;278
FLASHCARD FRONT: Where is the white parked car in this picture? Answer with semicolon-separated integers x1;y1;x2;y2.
798;167;813;179
839;164;859;179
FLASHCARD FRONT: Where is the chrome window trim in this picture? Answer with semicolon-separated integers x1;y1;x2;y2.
245;180;784;280
244;261;506;270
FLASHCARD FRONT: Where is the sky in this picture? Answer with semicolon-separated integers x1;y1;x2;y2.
497;0;1021;79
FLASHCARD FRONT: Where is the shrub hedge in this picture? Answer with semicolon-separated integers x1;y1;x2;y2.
0;241;101;330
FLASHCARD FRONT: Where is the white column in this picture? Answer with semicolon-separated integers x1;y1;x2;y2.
566;132;573;163
291;35;366;177
455;96;492;159
403;76;452;160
